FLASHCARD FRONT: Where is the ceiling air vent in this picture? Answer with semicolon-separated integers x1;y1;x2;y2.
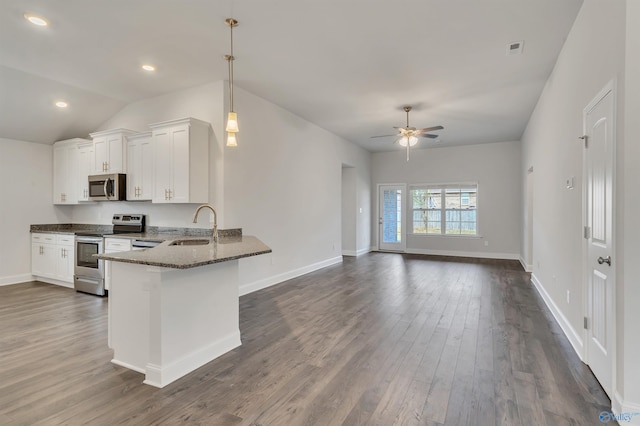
506;41;524;56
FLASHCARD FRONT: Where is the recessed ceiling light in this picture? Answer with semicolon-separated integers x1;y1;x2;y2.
24;13;48;26
55;101;68;108
142;64;156;72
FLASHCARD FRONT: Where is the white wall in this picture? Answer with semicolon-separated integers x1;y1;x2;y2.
342;166;357;255
0;138;71;285
224;86;372;294
371;141;521;259
520;0;638;416
65;81;372;295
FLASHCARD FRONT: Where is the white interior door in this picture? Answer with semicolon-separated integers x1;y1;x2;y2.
584;83;615;398
379;185;405;251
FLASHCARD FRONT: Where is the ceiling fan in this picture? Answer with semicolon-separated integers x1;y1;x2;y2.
371;106;443;161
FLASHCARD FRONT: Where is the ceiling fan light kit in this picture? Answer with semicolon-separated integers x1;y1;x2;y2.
225;18;239;146
370;105;443;161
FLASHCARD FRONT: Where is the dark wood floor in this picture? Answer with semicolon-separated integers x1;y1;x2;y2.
0;253;610;425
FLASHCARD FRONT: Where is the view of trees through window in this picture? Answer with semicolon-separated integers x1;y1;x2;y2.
411;185;477;235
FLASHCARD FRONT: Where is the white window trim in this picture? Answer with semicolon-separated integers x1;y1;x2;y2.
408;182;480;237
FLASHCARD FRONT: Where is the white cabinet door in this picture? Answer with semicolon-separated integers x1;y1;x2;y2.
104;238;132;291
31;239;56;279
127;133;153;201
56;235;75;284
107;134;125;173
152;128;173;203
55;245;74;283
78;143;94;201
53;142;79;205
150;117;209;204
31;243;53;277
93;136;108;174
170;125;190;203
91;129;137;174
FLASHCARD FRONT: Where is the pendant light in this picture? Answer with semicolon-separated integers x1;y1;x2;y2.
225;18;239;146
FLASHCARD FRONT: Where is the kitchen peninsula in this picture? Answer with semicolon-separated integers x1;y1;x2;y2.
97;232;271;388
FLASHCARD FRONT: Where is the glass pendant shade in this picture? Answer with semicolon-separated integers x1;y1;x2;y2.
226;132;238;147
226;111;239;133
399;135;418;147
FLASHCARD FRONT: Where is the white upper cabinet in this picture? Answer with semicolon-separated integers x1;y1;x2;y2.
89;129;138;174
77;141;95;201
127;132;153;201
53;138;87;205
150;118;210;204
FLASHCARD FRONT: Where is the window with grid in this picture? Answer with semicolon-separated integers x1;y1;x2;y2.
411;184;477;235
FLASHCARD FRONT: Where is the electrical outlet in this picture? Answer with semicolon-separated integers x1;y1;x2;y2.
359;207;363;213
566;290;571;304
484;241;489;247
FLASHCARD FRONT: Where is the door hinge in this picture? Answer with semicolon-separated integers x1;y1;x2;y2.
584;317;588;330
579;135;588;148
584;226;591;239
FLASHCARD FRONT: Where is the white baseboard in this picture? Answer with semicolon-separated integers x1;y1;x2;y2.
405;248;519;260
111;358;146;375
518;256;532;272
143;331;241;388
530;273;584;361
0;274;33;286
342;247;372;257
32;276;74;289
357;247;372;256
239;256;343;296
613;391;640;425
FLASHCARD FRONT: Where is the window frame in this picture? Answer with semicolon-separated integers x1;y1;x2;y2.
409;183;479;237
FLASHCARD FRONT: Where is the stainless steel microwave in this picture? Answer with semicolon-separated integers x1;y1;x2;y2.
88;173;126;201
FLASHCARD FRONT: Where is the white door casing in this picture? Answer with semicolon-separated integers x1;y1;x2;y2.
583;81;616;398
378;185;406;252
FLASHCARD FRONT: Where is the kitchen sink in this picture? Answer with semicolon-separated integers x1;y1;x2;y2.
169;239;211;246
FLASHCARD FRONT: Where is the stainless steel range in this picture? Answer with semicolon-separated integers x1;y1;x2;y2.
74;214;145;296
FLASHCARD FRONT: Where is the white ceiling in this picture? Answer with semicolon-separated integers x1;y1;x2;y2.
0;0;583;150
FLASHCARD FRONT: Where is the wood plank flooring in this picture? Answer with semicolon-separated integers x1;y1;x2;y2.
0;253;611;425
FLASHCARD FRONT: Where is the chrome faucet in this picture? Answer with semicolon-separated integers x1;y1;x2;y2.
192;204;218;241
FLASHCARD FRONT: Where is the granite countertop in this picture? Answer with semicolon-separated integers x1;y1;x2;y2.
30;224;241;239
30;223;271;269
96;235;271;269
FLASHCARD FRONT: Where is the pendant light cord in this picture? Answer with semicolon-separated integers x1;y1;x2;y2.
228;22;234;112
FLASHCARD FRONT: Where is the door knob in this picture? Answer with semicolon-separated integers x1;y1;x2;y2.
597;256;612;266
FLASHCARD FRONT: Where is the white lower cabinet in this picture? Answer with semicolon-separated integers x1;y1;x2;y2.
56;235;75;283
104;238;132;291
31;233;74;287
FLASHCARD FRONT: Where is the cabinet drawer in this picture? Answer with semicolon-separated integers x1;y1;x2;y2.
56;234;75;246
105;238;132;252
32;233;56;244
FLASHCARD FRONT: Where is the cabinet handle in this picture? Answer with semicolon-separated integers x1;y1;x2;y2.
40;246;43;255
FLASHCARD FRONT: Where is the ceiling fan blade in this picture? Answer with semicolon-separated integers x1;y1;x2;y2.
419;134;439;139
415;125;444;133
370;134;399;138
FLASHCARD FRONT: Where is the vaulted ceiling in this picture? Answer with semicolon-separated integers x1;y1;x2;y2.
0;0;583;150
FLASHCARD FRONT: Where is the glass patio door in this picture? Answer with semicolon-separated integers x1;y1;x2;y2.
378;185;405;251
